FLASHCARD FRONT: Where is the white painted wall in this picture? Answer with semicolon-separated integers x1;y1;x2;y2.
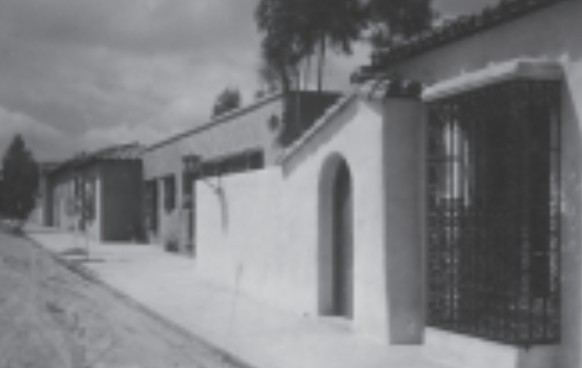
196;168;291;308
280;99;389;341
196;97;424;344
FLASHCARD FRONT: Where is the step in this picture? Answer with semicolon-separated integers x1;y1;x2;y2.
424;328;558;368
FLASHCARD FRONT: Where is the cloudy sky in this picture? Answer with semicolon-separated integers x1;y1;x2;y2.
0;0;492;162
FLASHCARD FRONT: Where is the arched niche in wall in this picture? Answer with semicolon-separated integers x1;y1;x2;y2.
318;152;355;318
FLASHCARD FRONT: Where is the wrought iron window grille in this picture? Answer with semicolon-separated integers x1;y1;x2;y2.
426;80;561;345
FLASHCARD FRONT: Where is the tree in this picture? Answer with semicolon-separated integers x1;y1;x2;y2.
212;87;242;117
308;0;366;91
1;134;39;230
254;0;433;145
255;0;366;93
255;0;309;94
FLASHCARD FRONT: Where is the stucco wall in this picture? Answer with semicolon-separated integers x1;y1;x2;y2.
196;169;292;308
281;98;389;340
383;2;582;367
196;97;424;344
284;97;424;343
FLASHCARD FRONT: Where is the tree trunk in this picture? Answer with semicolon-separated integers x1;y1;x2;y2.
317;36;326;93
278;65;291;95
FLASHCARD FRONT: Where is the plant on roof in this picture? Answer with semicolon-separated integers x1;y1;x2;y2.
212;87;242;118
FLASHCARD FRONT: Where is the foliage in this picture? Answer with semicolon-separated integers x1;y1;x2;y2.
212;87;242;117
256;59;282;98
255;0;309;93
255;0;366;92
1;135;40;225
254;0;434;145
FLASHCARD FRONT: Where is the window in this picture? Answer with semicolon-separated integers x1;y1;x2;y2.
197;149;264;178
144;180;158;232
163;175;176;212
426;80;561;345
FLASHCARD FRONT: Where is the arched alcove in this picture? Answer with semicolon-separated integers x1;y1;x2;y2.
318;153;354;318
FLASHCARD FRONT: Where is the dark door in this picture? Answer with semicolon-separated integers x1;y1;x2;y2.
332;162;354;318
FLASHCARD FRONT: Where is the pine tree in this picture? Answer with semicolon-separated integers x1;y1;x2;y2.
1;135;39;229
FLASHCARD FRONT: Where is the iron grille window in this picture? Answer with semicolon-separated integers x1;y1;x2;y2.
426;80;561;345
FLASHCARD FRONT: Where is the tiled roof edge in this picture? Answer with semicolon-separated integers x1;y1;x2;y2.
49;142;142;175
355;0;566;80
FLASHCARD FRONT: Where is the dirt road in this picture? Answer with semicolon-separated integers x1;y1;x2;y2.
0;230;249;368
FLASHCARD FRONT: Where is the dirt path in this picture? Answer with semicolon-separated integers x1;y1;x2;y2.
0;231;249;368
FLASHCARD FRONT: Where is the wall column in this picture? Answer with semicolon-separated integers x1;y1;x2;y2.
381;97;424;344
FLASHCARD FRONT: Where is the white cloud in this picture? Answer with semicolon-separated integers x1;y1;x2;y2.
0;0;483;161
0;0;265;159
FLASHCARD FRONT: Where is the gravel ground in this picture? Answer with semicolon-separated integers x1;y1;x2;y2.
0;230;247;368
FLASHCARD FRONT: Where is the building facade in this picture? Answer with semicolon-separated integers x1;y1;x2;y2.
45;143;144;242
142;91;339;254
192;1;582;367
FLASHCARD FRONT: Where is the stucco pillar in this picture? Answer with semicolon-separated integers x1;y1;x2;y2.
558;76;582;368
381;98;424;344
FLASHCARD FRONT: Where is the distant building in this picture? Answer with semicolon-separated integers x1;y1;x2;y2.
43;143;144;242
29;162;59;225
142;91;339;254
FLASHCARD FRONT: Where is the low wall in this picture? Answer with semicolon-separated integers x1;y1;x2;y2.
195;168;309;311
196;97;424;344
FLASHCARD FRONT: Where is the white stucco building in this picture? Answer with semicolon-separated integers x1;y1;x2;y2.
192;1;582;367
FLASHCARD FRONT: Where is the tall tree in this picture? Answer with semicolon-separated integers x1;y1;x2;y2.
1;134;39;229
255;0;365;93
255;0;309;94
212;87;242;117
309;0;366;91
